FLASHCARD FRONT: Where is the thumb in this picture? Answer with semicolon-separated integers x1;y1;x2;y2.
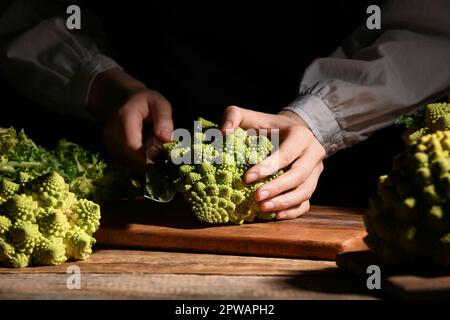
220;105;278;134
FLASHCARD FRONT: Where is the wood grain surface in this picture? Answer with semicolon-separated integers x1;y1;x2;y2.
95;199;366;260
337;248;450;299
0;250;375;300
0;249;337;276
0;273;376;300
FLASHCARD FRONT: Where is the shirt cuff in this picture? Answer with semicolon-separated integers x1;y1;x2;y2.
67;54;121;120
283;94;345;156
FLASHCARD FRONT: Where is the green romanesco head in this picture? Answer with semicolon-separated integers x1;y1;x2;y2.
162;118;282;224
0;171;101;268
64;225;96;261
366;130;450;267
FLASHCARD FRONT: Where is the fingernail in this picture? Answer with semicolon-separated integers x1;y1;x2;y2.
259;190;269;200
159;130;172;141
277;213;287;219
264;201;275;210
245;173;258;184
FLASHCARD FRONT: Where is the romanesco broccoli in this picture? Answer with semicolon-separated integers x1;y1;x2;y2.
159;118;282;224
0;171;101;268
365;131;450;267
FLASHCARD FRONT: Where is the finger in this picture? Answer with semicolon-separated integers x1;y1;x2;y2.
260;164;322;212
103;119;145;173
276;200;310;220
145;134;163;164
122;106;144;150
220;105;278;133
245;126;310;183
255;145;325;200
148;95;174;142
121;109;146;170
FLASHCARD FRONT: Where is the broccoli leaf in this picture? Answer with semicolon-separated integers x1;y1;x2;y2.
0;127;141;203
394;108;425;129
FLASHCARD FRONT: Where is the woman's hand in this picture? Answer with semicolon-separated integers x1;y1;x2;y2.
220;106;325;219
88;68;173;172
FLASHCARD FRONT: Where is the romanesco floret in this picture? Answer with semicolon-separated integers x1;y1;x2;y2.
26;171;71;209
400;102;450;146
17;172;34;187
8;220;41;255
0;238;30;268
0;171;101;268
66;199;101;236
366;131;450;267
32;237;67;266
425;103;450;131
0;215;11;236
161;117;282;224
37;209;70;238
0;180;19;200
64;225;96;261
5;194;39;223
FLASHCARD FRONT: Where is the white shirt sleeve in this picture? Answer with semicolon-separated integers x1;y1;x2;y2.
0;0;121;120
283;0;450;156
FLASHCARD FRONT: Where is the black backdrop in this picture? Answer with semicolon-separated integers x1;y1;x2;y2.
1;0;403;207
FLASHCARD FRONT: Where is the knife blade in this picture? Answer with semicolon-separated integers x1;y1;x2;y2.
144;135;176;203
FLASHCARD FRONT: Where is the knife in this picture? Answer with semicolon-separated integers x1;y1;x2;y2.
144;135;176;203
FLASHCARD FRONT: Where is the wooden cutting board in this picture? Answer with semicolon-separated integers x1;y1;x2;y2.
96;197;366;260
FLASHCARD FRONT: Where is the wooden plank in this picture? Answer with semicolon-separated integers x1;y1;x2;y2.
0;249;337;276
95;199;366;260
336;246;450;299
384;275;450;299
0;273;376;300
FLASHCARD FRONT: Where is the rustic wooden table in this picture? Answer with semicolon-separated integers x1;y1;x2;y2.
0;248;377;300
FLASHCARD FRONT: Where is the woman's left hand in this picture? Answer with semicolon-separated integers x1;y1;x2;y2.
220;106;326;219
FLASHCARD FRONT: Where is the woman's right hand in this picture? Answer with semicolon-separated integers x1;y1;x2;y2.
88;68;173;172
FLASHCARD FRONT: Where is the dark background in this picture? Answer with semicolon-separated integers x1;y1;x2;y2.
0;0;404;207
